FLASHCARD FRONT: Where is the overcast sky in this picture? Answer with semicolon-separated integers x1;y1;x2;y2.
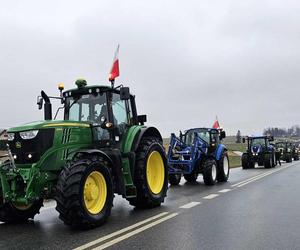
0;0;300;137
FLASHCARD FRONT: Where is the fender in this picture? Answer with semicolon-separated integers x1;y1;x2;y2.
72;149;125;195
73;149;114;166
215;144;227;161
131;126;163;152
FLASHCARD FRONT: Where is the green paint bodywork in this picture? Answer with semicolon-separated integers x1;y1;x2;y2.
1;121;93;204
0;84;159;207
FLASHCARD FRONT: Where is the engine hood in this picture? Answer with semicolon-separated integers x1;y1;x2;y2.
251;145;262;154
7;120;91;132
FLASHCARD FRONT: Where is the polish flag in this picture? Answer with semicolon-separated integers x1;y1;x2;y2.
109;45;120;81
213;117;220;129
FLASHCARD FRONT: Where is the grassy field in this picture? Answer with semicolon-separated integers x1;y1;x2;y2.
228;152;241;168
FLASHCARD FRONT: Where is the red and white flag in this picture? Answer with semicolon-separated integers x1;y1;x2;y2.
212;116;220;129
109;44;120;81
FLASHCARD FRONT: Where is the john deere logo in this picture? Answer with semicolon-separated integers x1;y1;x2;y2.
15;142;22;149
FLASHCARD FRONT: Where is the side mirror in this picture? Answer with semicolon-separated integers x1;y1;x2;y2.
137;115;147;125
242;138;246;143
220;131;226;140
120;87;130;100
37;97;43;110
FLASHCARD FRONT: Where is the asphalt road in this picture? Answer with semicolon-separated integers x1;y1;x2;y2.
1;161;300;250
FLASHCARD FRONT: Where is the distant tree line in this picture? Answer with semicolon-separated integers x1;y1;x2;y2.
263;125;300;137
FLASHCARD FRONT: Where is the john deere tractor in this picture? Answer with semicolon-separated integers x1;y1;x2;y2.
0;79;168;228
242;135;276;169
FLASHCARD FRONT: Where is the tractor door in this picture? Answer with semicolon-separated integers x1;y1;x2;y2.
110;92;135;146
209;130;219;153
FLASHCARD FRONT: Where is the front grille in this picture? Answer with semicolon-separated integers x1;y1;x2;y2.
8;129;55;164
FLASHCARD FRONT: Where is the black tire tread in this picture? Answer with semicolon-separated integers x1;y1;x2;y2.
127;137;168;208
55;155;113;229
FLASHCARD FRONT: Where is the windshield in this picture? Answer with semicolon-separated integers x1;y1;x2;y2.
65;93;107;123
184;129;210;145
276;142;285;148
250;138;266;146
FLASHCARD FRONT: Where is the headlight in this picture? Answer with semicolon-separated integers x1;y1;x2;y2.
20;130;39;140
7;133;15;141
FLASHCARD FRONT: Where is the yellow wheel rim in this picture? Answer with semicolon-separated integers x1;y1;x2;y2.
12;203;32;210
146;151;165;194
83;171;107;214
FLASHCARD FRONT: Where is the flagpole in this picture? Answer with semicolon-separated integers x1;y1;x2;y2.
110;79;115;89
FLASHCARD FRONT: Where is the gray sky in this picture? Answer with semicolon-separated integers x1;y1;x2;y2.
1;0;300;137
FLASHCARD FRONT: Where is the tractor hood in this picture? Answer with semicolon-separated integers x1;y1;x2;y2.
251;145;262;154
7;120;91;132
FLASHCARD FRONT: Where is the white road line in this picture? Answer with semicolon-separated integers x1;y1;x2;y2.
218;189;232;193
232;172;270;187
73;212;169;250
179;201;201;209
237;164;295;188
237;168;284;187
203;194;219;199
92;213;178;250
232;163;298;188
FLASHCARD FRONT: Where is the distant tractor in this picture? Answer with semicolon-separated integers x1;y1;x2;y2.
242;135;276;169
167;128;229;186
275;141;292;162
291;143;300;161
0;79;168;229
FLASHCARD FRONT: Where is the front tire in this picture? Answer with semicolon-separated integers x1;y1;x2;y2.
169;174;182;185
0;199;43;223
128;137;168;208
242;154;249;169
55;155;114;229
203;159;217;186
217;152;230;182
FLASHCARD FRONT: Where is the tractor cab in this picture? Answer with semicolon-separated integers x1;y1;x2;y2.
183;128;226;148
243;136;274;155
62;81;140;146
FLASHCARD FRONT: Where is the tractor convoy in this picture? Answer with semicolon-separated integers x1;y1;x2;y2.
0;76;297;229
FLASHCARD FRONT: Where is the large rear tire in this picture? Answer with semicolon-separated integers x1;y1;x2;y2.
128;137;168;208
217;152;230;182
203;159;217;186
55;155;114;229
169;174;182;185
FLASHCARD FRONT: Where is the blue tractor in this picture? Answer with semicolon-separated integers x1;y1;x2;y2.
167;128;229;185
242;135;276;169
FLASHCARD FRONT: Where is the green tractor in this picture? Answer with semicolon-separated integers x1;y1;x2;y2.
275;141;294;163
0;79;168;228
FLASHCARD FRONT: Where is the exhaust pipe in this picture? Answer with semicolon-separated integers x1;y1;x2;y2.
41;91;52;120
